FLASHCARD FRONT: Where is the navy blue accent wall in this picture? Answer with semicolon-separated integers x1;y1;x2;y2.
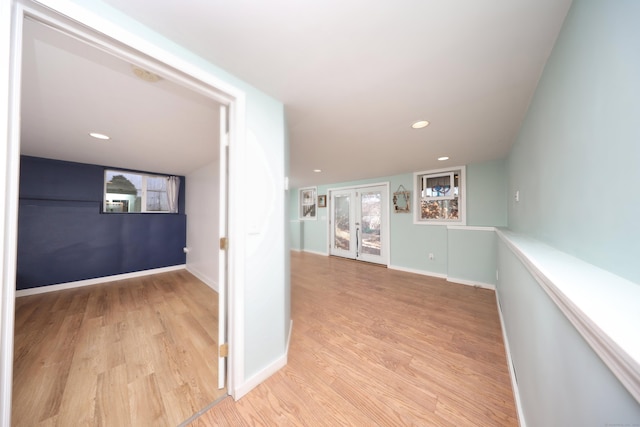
17;156;187;290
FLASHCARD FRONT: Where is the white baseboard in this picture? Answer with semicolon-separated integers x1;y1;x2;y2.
495;292;527;427
447;277;495;290
286;319;293;356
15;265;187;297
302;249;329;256
290;248;302;252
388;264;447;279
234;351;288;400
233;320;292;400
186;266;218;292
387;265;495;290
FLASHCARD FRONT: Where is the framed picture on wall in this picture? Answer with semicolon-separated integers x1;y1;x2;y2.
318;194;327;208
299;186;317;220
393;185;411;213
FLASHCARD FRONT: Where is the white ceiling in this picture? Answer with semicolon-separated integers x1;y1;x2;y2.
21;1;572;187
20;19;220;176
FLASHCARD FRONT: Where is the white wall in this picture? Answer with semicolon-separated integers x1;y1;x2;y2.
186;161;219;290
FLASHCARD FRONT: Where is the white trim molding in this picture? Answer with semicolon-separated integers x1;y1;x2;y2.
446;277;495;290
388;264;447;279
234;321;291;400
495;292;527;427
496;229;640;404
447;225;496;232
234;352;288;400
302;249;329;257
186;266;219;292
413;165;467;226
6;0;249;411
286;319;293;357
388;265;495;290
15;265;187;297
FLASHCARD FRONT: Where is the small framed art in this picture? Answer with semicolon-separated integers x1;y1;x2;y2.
299;187;317;220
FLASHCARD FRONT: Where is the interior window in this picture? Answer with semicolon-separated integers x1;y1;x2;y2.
104;169;170;213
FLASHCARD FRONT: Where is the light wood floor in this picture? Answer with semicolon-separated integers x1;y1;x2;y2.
12;270;224;426
194;252;518;426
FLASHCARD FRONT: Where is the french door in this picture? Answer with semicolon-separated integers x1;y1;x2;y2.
329;184;388;265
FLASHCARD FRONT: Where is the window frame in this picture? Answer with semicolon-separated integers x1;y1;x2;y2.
413;165;466;225
103;169;172;214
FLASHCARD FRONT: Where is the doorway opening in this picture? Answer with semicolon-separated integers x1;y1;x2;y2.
2;1;244;424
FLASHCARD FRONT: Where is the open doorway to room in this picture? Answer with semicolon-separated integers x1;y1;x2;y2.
8;9;233;425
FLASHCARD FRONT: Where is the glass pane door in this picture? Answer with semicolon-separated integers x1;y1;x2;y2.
330;190;356;259
359;189;382;257
329;185;387;265
356;186;385;264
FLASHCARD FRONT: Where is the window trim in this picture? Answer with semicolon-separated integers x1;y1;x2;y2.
421;171;456;201
103;169;172;214
413;165;466;225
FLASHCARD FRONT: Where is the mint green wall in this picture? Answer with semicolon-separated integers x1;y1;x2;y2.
507;0;640;284
389;173;448;275
64;0;288;381
283;117;291;344
289;220;302;251
289;188;302;251
467;159;507;227
301;212;328;254
500;1;640;423
293;159;507;283
448;230;497;285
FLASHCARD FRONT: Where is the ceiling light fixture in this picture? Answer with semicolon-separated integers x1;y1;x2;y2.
89;132;110;140
411;120;430;129
313;169;322;173
131;65;162;83
438;156;449;161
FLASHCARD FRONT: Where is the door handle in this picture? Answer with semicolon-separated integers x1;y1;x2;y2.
356;227;359;257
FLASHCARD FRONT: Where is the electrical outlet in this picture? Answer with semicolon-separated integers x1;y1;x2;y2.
429;253;434;261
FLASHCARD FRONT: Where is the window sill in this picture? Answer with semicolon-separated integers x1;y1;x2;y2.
496;228;640;403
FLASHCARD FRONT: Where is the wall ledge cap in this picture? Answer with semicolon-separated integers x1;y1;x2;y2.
496;229;640;403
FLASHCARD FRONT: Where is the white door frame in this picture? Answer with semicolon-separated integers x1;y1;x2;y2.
0;1;247;424
327;182;390;266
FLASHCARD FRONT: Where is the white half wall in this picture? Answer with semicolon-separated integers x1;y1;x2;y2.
185;160;219;291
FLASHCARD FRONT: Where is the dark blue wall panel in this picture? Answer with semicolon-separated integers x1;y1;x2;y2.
19;156;104;202
17;156;187;290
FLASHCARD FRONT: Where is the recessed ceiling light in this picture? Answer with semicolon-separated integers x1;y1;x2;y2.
313;169;322;173
438;156;449;161
411;120;430;129
89;132;110;140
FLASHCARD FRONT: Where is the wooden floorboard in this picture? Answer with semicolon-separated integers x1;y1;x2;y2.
13;253;517;426
12;270;224;427
194;252;517;426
